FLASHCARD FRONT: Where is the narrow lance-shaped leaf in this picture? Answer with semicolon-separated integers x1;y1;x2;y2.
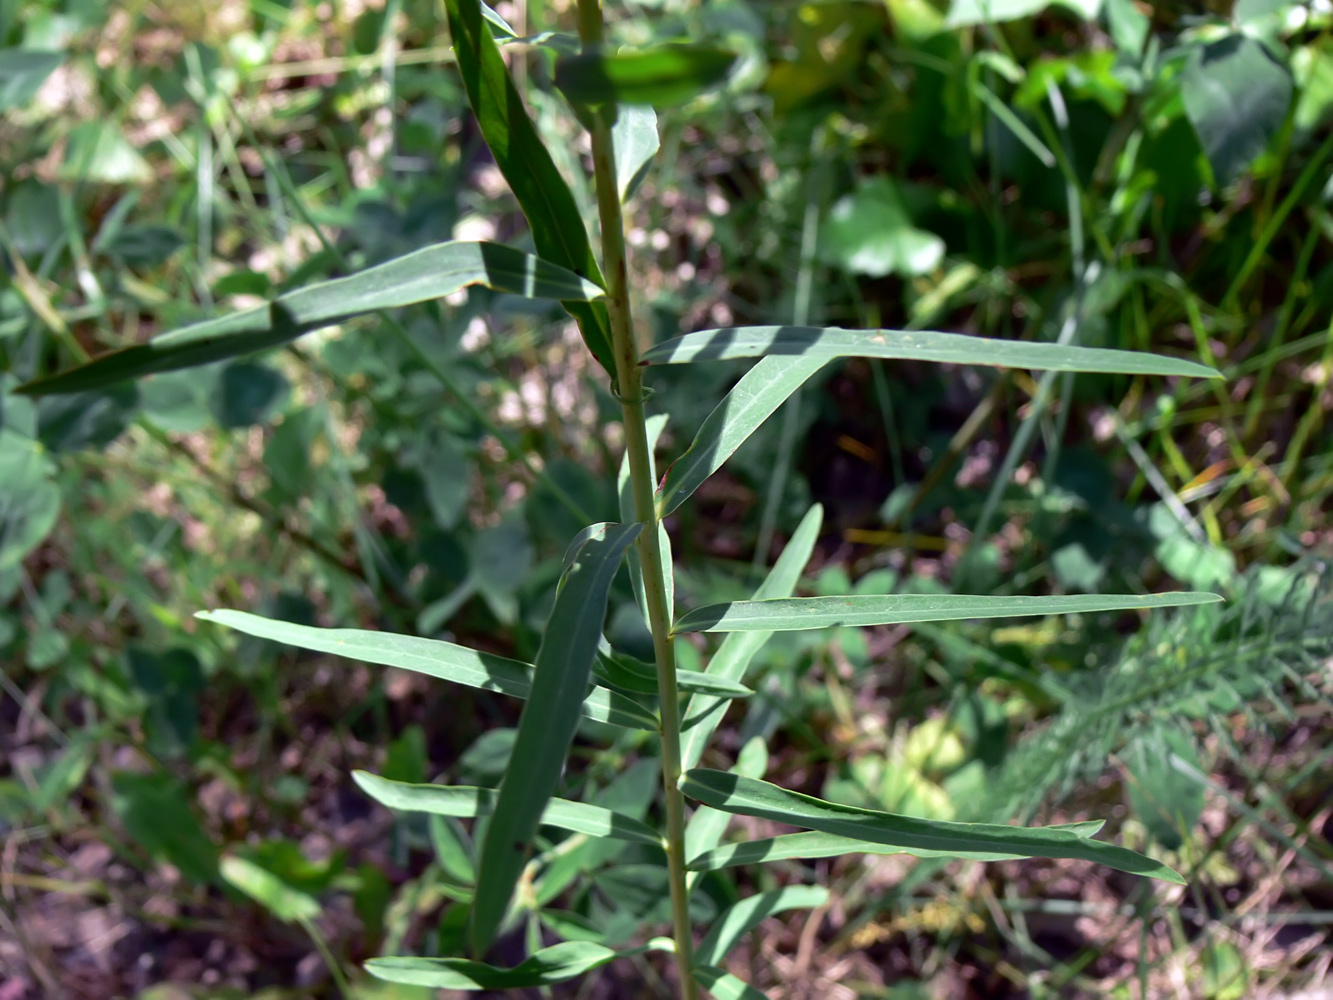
657;355;826;518
195;610;657;731
687;820;1108;872
642;326;1222;379
18;241;605;396
679;503;823;770
693;967;770;1000
445;0;616;375
684;737;767;893
695;885;829;966
220;856;321;923
368;941;623;990
470;522;642;956
555;44;738;107
680;770;1185;884
352;771;663;847
613;105;659;202
594;648;751;699
674;591;1224;634
620;413;672;626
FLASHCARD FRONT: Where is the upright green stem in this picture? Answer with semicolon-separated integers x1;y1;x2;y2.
576;5;696;997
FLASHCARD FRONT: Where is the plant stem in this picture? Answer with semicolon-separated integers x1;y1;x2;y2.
575;5;696;997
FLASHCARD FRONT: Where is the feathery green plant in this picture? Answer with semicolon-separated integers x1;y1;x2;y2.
17;1;1227;995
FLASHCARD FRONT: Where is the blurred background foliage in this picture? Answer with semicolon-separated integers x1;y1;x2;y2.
1;0;1332;997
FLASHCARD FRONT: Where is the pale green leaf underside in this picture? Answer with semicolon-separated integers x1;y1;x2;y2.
352;771;662;847
220;855;321;923
680;770;1184;884
195;610;656;731
642;326;1221;379
674;591;1223;633
679;503;824;771
471;522;642;955
613;105;659;202
686;820;1107;871
657;355;826;518
19;241;605;396
694;966;770;1000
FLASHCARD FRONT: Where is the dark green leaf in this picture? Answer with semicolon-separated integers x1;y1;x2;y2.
36;385;139;452
367;941;622;989
680;770;1184;883
687;820;1107;871
352;771;663;847
594;648;751;699
642;326;1221;378
445;0;616;375
0;50;64;111
1182;34;1293;185
684;738;768;891
195;610;657;730
657;356;826;518
470;522;642;955
18;241;605;396
555;44;737;107
209;361;289;429
674;592;1224;633
110;772;220;886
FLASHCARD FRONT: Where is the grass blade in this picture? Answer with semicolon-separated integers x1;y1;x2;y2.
352;772;663;847
679;503;823;770
18;241;605;396
657;355;826;518
445;0;616;375
195;610;657;731
686;821;1108;871
679;770;1184;884
641;326;1221;379
695;885;828;966
674;592;1224;633
470;522;642;955
555;44;737;107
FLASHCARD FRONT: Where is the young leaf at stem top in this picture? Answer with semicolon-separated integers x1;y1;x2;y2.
469;522;641;957
444;0;617;375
